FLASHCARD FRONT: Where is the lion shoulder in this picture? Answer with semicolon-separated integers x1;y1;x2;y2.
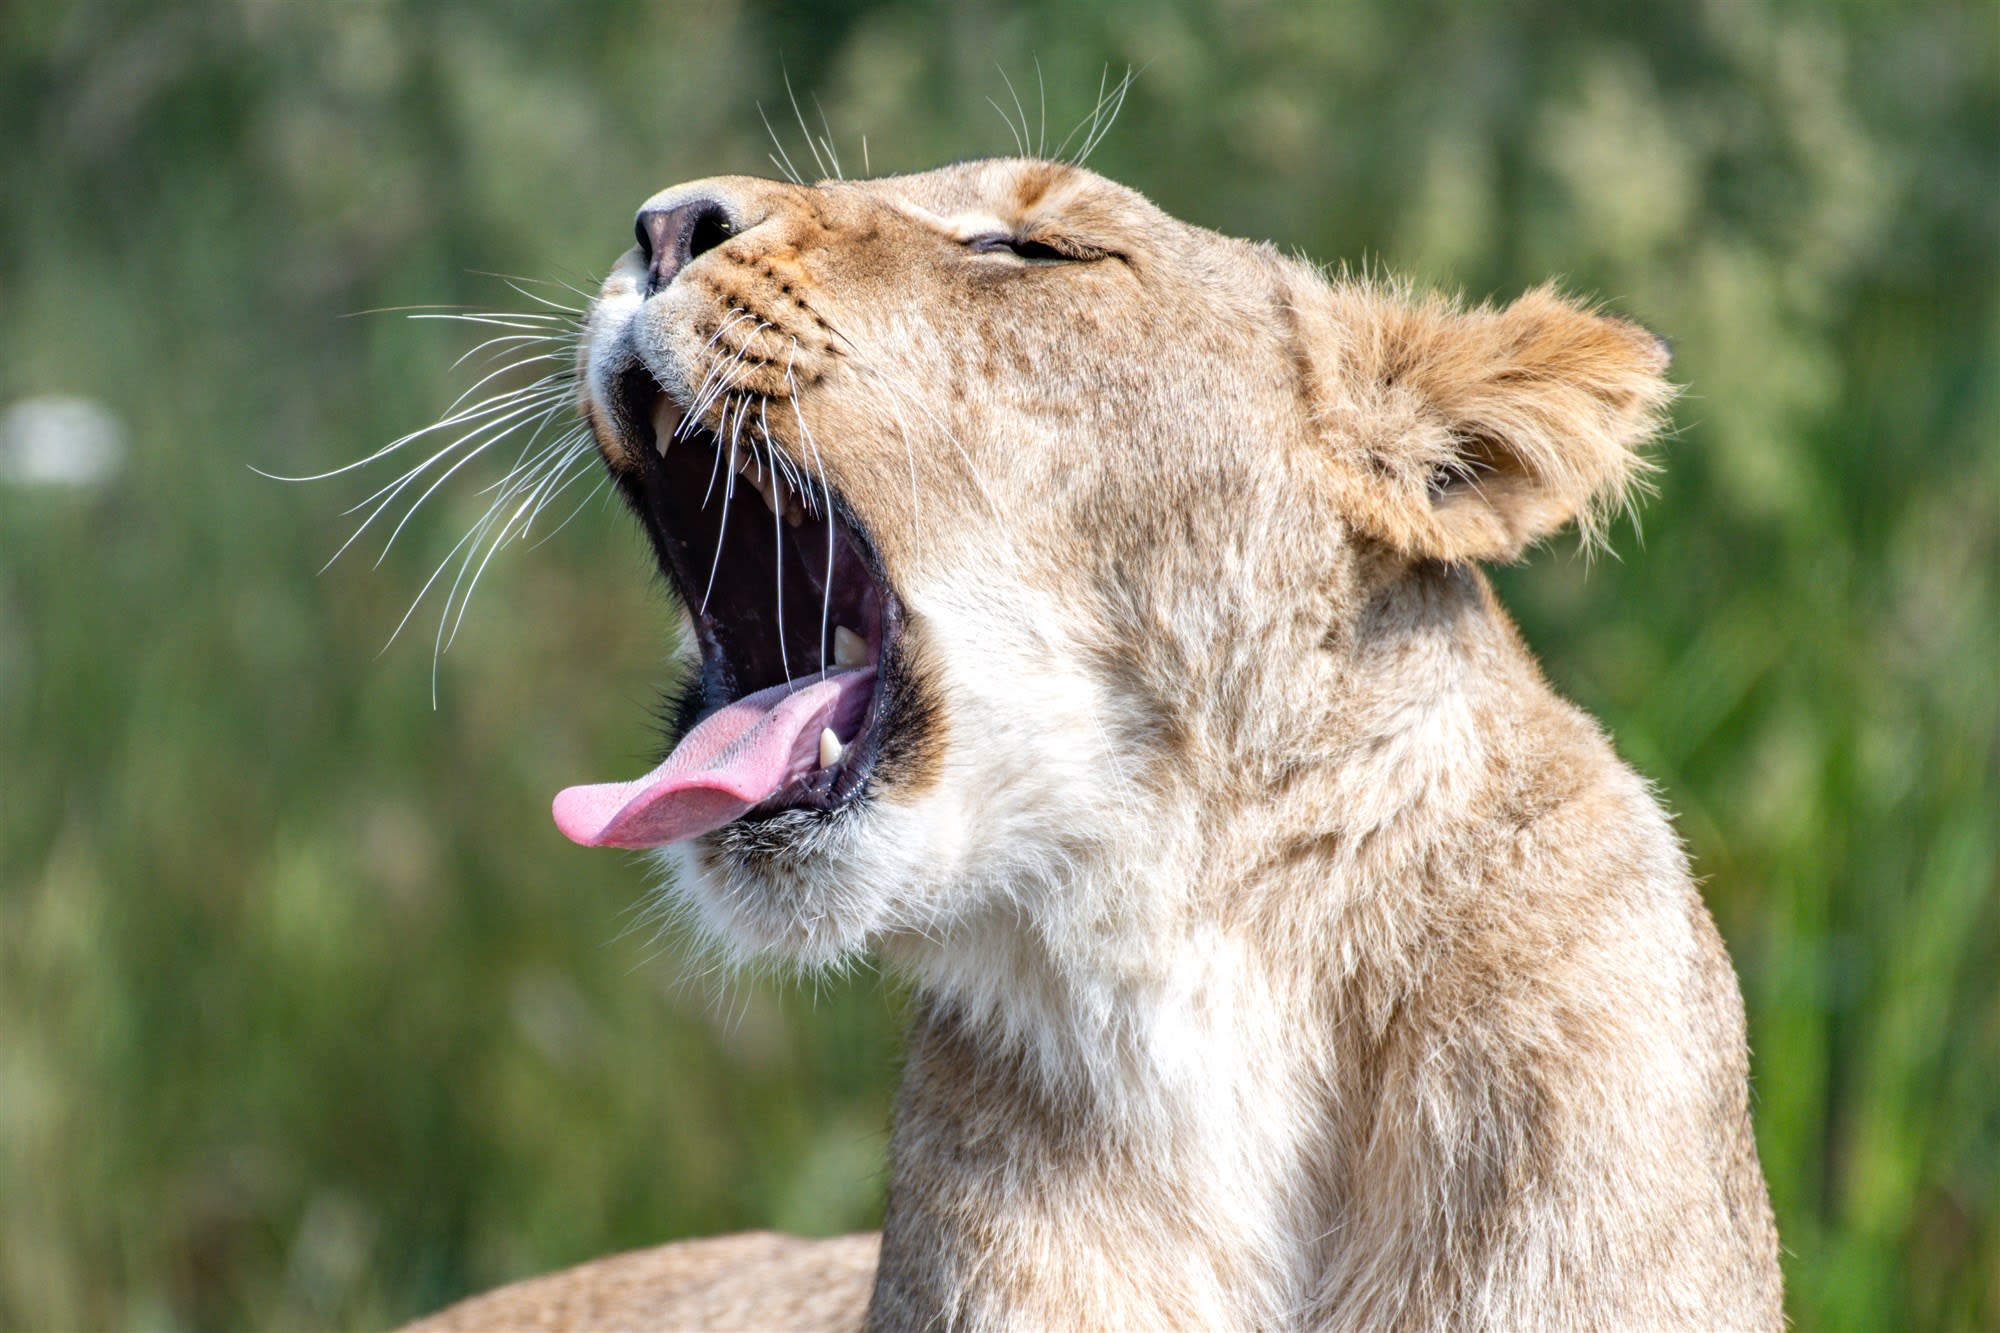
400;1230;878;1333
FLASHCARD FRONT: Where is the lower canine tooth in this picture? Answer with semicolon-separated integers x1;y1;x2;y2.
818;728;844;768
833;626;869;668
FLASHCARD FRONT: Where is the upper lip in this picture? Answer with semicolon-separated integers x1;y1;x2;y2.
605;362;899;816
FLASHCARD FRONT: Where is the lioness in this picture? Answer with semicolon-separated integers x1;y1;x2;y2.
410;158;1783;1331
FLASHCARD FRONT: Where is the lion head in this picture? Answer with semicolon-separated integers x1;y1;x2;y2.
556;158;1672;971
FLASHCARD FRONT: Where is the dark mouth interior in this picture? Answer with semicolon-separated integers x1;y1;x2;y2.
615;368;892;811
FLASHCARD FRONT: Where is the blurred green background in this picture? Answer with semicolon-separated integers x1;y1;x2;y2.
2;0;1994;1328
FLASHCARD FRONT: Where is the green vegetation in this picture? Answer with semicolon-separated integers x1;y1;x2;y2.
2;2;1993;1327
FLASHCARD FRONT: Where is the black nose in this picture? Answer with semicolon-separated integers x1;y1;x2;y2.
635;199;734;294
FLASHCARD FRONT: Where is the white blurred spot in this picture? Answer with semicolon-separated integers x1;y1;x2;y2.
0;395;128;488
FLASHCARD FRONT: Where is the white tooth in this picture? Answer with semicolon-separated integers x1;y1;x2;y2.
783;492;805;527
818;727;844;769
833;626;869;668
651;398;677;456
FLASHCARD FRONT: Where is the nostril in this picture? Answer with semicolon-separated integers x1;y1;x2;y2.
684;203;732;263
634;198;736;295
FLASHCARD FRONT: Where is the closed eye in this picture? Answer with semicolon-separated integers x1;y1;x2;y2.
964;233;1092;263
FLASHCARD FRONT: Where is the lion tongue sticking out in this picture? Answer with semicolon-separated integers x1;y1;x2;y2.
552;668;876;849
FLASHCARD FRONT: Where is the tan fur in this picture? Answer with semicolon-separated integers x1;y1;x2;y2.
406;160;1781;1331
406;1233;876;1331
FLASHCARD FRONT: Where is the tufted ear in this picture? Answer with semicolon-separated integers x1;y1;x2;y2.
1296;278;1675;563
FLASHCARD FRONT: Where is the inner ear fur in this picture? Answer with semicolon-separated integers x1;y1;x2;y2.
1295;277;1675;563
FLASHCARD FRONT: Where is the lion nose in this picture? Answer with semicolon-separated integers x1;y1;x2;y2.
635;198;735;295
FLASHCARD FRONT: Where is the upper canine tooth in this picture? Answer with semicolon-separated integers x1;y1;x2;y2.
833;626;869;668
651;398;677;456
818;727;844;769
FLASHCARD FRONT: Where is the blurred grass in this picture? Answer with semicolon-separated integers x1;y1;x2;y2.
2;1;1995;1328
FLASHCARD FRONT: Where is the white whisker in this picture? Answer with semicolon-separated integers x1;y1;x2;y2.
320;385;572;572
304;288;586;702
997;65;1032;158
407;359;574;458
381;521;493;663
538;268;605;306
472;422;588;522
519;432;597;539
525;468;611;552
785;71;832;181
408;312;572;332
1070;65;1139;165
811;94;843;180
450;331;561;373
686;320;769;430
701;397;747;615
439;431;587;658
1035;57;1048;157
785;354;837;679
772;433;792;688
495;278;588;316
370;391;574;568
759;103;806;186
340;374;569;519
675;317;752;441
1051;66;1110;161
256;363;564;485
381;303;574;322
989;96;1026;157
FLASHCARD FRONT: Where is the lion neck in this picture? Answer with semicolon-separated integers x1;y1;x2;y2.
871;562;1517;1329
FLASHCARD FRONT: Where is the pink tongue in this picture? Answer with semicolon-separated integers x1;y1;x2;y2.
552;668;876;849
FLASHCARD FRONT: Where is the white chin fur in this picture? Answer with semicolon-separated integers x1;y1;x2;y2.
649;799;959;968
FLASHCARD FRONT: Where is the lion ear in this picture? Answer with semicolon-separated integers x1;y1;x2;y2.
1298;279;1674;563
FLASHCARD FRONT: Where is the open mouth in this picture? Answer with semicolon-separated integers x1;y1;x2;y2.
551;366;897;849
